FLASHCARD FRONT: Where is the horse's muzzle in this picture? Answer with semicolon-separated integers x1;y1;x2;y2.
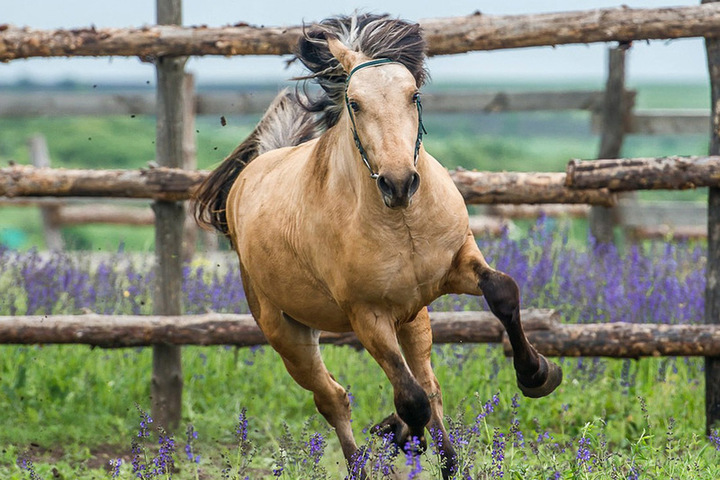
377;172;420;209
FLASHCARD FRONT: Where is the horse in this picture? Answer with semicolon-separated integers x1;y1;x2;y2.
194;14;562;479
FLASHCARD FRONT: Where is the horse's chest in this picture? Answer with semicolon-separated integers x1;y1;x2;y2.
339;223;461;304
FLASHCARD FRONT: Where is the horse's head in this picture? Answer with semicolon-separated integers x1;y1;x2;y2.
328;37;425;209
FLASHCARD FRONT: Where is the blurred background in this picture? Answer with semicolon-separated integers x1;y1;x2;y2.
0;0;712;250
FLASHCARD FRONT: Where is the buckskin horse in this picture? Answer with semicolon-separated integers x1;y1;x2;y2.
194;14;561;479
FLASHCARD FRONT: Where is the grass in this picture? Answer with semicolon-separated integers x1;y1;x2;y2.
0;222;718;478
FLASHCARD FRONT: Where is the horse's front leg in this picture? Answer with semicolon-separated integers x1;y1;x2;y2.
349;308;431;449
397;308;457;479
445;232;562;398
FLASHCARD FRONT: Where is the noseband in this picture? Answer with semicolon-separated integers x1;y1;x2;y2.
344;58;427;179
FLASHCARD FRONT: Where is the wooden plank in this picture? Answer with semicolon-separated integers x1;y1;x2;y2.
151;0;185;433
27;135;63;250
704;0;720;435
450;169;617;206
628;110;709;135
0;165;206;201
591;46;630;243
1;311;719;358
619;200;707;228
3;5;720;60
0;165;617;206
565;156;720;191
0;90;620;118
56;205;154;225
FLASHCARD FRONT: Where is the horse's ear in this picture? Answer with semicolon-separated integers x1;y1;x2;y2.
326;36;361;74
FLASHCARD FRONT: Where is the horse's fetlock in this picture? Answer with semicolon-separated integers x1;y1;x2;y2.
395;381;431;430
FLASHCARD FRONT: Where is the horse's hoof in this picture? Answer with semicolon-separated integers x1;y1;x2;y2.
517;356;562;398
372;413;427;453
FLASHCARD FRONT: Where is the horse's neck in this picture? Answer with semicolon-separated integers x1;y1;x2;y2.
312;121;384;211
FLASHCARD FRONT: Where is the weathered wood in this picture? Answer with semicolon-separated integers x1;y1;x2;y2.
487;204;590;219
151;0;185;433
1;311;719;358
3;4;720;60
450;168;617;206
0;165;205;201
0;90;624;118
56;204;154;225
523;322;720;358
704;0;720;434
623;110;709;135
0;166;617;206
566;156;720;191
28;135;63;251
591;46;629;243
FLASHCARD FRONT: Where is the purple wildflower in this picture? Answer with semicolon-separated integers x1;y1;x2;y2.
404;436;423;480
109;458;122;478
235;408;249;444
306;432;326;465
136;405;153;439
17;457;42;480
184;424;200;464
491;428;505;478
710;429;720;451
576;436;592;472
153;432;176;475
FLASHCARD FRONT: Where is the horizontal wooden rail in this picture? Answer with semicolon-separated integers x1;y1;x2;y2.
0;90;620;117
2;4;720;61
1;309;718;358
565;156;720;191
0;165;617;206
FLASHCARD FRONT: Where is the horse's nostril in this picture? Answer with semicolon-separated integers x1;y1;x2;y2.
407;172;420;198
377;175;395;197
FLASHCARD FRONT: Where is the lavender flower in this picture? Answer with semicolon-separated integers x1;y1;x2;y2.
710;429;720;451
109;458;122;478
404;436;423;480
576;436;592;472
306;432;325;465
17;457;42;480
184;425;201;464
491;428;505;479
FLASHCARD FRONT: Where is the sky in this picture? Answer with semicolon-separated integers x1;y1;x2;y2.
0;0;711;87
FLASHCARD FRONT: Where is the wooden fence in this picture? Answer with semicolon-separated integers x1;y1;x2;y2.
2;1;720;433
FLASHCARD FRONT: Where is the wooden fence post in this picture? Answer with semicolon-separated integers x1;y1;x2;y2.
703;0;720;435
590;44;632;243
152;0;185;432
28;135;63;250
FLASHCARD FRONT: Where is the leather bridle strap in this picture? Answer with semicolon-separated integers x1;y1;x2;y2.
344;58;426;179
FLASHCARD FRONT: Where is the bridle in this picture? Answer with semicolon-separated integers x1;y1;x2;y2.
343;58;427;179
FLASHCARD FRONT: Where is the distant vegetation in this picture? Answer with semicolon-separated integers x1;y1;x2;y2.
0;81;711;251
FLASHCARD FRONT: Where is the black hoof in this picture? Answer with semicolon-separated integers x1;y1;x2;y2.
372;413;427;453
517;355;562;398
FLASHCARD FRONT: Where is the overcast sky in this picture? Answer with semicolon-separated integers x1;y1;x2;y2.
1;0;710;86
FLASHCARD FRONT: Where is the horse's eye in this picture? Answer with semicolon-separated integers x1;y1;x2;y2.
349;101;360;113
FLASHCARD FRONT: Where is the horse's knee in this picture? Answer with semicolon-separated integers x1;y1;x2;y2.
478;269;520;325
394;379;431;432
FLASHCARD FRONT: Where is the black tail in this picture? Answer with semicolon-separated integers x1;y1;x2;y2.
193;89;318;237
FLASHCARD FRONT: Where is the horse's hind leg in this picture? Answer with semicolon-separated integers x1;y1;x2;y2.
446;233;562;398
250;300;359;470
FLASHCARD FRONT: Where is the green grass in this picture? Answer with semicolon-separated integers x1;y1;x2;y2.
0;343;715;479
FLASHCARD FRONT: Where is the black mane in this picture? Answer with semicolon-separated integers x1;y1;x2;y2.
292;14;428;130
